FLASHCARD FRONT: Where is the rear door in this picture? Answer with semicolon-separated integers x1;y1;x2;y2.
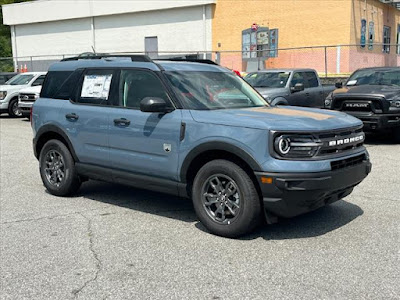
58;68;117;168
108;68;182;181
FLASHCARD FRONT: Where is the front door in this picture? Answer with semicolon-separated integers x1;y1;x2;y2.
287;72;309;106
108;69;181;181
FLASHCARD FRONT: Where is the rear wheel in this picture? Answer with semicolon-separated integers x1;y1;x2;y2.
39;139;81;196
8;98;22;117
192;159;262;238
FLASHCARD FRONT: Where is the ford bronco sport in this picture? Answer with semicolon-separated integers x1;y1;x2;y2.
32;55;371;238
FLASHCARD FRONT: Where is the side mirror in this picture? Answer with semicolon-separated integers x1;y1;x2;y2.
335;82;343;88
140;97;172;113
290;83;304;93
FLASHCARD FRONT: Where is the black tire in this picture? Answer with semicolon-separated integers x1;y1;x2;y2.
192;159;262;238
39;139;81;196
8;98;22;118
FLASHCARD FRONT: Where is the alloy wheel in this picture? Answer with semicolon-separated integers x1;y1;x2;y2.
201;174;241;225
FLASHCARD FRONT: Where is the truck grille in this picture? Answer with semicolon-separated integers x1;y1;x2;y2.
19;93;36;102
316;126;365;156
331;154;366;171
332;96;385;113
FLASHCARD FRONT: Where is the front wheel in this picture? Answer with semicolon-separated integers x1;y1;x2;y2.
192;159;262;238
39;139;81;196
8;98;22;117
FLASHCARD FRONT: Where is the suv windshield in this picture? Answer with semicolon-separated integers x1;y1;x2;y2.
5;74;34;86
346;69;400;86
165;71;268;110
245;72;290;88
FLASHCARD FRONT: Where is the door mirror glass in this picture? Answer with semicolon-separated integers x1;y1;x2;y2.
335;82;343;88
140;97;172;113
291;83;304;93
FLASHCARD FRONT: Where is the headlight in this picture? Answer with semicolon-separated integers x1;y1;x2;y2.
262;95;271;102
389;100;400;108
0;91;7;100
324;92;333;108
273;134;322;158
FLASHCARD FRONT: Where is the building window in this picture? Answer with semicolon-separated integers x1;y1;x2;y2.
368;21;374;50
397;24;400;54
383;26;391;54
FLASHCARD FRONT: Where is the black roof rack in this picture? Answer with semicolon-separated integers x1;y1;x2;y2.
61;54;152;62
156;57;219;65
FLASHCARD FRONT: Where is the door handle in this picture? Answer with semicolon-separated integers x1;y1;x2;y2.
65;113;79;121
114;118;131;126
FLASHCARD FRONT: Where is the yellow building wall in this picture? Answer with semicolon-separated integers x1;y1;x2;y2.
350;0;400;46
212;0;353;52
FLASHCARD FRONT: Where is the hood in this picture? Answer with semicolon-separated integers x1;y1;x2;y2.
18;85;42;94
0;84;28;92
254;87;287;98
190;106;362;131
333;85;400;100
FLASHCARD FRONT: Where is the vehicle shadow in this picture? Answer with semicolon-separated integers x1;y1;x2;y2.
78;180;364;240
364;132;398;145
78;180;197;223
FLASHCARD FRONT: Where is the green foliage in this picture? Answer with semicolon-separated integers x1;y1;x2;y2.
0;0;31;70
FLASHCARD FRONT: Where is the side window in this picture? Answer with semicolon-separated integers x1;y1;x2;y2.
291;72;307;88
54;69;84;100
77;69;115;105
41;71;73;98
32;75;46;87
305;72;319;88
117;69;169;109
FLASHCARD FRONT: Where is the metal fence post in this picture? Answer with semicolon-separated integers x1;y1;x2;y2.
324;46;328;78
30;56;33;72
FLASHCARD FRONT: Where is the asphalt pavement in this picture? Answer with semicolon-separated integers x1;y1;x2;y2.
0;117;399;300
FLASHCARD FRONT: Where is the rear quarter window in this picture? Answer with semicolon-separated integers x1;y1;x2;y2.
41;71;73;99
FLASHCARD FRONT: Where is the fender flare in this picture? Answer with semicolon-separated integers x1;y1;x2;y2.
34;124;78;161
271;97;289;106
179;141;262;182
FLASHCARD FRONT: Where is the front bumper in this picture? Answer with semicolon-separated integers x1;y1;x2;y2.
18;102;33;116
255;159;371;219
346;112;400;131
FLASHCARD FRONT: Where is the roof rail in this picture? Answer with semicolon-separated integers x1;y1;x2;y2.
61;54;153;62
156;57;219;65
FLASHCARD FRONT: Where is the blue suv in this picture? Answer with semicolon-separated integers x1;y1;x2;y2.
32;55;371;237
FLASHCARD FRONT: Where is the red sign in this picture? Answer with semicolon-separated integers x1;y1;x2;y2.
251;23;259;31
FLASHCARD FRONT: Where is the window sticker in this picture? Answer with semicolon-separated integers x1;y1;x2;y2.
347;80;357;86
81;74;112;99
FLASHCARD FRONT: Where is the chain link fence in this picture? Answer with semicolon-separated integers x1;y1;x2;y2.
1;44;400;76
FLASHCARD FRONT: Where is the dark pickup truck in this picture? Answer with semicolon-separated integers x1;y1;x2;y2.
325;67;400;140
244;68;335;107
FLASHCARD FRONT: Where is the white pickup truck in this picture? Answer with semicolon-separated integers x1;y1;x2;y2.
0;72;46;117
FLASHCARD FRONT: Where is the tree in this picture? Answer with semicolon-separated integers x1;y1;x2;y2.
0;0;31;71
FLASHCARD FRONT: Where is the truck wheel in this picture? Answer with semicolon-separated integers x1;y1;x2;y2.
8;98;22;117
192;159;262;238
39;139;81;196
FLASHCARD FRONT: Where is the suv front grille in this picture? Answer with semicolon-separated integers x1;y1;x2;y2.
19;93;36;102
331;154;366;171
316;127;364;156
